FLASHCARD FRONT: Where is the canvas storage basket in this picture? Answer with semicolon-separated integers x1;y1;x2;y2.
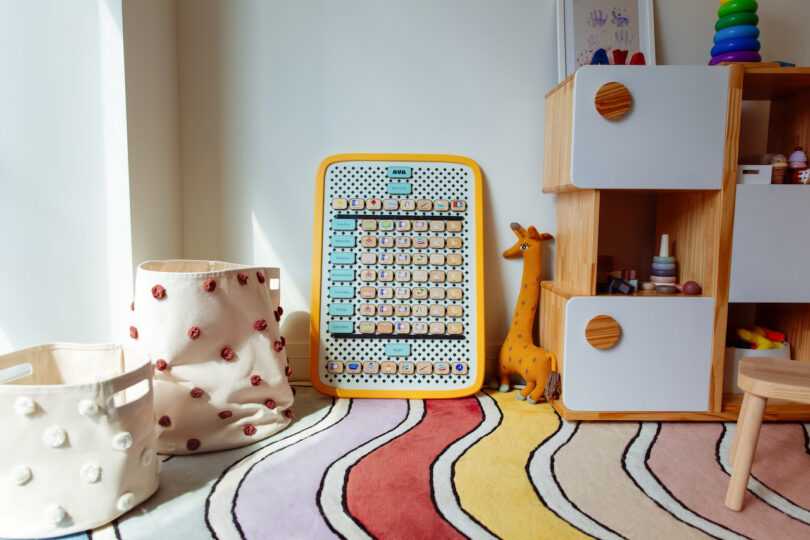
130;260;294;455
0;343;158;539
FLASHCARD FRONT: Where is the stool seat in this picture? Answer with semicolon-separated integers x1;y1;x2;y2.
725;356;810;511
738;356;810;404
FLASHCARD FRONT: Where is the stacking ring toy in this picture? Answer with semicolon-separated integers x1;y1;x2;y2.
719;0;735;4
714;24;759;43
718;0;758;18
715;11;759;31
709;50;761;65
711;37;760;56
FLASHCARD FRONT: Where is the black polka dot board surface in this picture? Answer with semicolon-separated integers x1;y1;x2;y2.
310;154;485;398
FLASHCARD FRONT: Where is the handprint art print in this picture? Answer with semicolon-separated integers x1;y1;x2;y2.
557;0;655;81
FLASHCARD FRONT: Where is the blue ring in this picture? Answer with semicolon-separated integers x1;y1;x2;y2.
711;37;760;56
713;24;759;44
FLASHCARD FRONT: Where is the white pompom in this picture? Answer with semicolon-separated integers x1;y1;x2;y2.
8;464;32;486
43;426;67;448
140;448;154;466
79;463;102;484
116;492;135;512
44;504;67;526
77;399;99;417
14;396;36;416
112;432;133;451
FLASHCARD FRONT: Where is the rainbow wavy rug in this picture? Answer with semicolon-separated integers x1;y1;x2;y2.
76;385;810;540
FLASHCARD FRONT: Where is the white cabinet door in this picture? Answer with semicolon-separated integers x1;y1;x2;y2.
571;66;728;190
563;296;714;412
729;185;810;302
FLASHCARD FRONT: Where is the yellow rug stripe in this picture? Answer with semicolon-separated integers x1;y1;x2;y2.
453;390;592;539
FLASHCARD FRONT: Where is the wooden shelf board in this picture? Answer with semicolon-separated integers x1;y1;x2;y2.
741;66;810;100
551;396;810;422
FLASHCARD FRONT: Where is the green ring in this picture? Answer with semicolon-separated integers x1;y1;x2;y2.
718;0;757;18
715;11;759;31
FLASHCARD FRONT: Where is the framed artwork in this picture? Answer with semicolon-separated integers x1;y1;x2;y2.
556;0;656;81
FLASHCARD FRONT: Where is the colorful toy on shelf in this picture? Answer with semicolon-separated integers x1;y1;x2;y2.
709;0;761;66
650;233;678;293
681;280;702;295
769;154;789;183
497;223;558;404
788;147;808;183
737;327;784;349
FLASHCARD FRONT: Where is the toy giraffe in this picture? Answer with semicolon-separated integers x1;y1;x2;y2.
498;223;558;403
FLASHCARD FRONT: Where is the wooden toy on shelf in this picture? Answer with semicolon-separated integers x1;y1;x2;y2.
497;223;557;404
540;64;810;421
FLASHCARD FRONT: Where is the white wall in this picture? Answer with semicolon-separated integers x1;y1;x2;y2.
0;0;132;353
123;0;184;268
174;0;560;363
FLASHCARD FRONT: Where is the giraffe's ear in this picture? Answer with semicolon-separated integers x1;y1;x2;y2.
527;226;542;240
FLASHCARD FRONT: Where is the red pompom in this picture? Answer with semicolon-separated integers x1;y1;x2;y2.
243;424;257;436
221;347;235;361
218;410;233;419
256;271;266;284
254;319;268;331
152;284;166;299
186;438;201;451
158;415;171;427
190;387;204;398
155;359;167;371
237;273;249;285
250;375;262;386
130;326;139;339
284;410;294;419
188;326;201;340
273;341;284;352
202;279;216;293
264;399;276;409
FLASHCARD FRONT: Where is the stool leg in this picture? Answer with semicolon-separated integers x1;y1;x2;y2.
728;391;752;467
725;392;767;511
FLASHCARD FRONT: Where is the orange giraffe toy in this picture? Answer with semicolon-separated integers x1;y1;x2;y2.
498;223;557;403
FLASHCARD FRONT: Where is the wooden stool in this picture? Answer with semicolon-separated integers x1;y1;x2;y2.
725;356;810;511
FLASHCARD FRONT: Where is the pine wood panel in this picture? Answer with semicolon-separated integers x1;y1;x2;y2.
742;65;810;100
552;397;810;422
655;191;721;296
756;304;810;363
540;281;574;376
543;75;575;193
767;87;810;159
555;191;600;295
711;63;746;413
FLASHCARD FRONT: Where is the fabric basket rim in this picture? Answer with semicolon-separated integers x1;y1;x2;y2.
138;259;278;277
0;342;150;394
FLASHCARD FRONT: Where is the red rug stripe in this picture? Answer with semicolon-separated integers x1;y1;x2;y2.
345;397;483;539
648;423;810;537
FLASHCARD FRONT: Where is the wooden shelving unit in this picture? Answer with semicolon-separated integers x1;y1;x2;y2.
540;64;810;421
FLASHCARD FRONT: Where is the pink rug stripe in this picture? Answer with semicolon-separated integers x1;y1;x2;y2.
750;423;810;509
648;423;810;538
345;397;483;539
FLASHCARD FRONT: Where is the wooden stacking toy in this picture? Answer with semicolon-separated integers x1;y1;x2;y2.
709;0;761;65
651;234;678;294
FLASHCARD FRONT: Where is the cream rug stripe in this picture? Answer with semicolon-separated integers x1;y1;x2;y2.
718;423;810;524
318;400;425;539
552;422;712;539
527;418;624;540
624;423;746;540
432;392;501;540
205;398;350;539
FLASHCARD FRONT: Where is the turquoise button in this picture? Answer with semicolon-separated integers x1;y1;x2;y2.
328;321;354;334
330;252;355;265
387;166;412;179
328;304;354;316
387;182;412;194
331;218;355;231
385;343;411;357
330;236;356;248
329;269;355;281
329;286;354;299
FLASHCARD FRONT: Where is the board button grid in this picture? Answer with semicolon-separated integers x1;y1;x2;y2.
317;159;479;394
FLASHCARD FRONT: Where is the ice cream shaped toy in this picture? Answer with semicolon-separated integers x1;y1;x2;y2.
651;234;678;294
788;147;808;183
709;0;761;66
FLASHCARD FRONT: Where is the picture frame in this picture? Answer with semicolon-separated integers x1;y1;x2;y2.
556;0;656;82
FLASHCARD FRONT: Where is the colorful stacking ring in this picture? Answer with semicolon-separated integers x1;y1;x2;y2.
715;12;759;31
711;37;760;57
718;0;758;18
714;24;759;43
709;50;761;65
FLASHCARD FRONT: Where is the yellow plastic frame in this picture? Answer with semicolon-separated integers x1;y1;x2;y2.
309;153;485;398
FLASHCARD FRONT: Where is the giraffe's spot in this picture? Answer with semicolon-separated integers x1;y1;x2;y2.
518;359;522;364
514;321;518;325
531;306;536;311
524;284;528;289
508;346;512;351
533;357;537;362
523;345;528;349
518;334;522;339
525;369;529;375
521;300;525;305
536;276;540;281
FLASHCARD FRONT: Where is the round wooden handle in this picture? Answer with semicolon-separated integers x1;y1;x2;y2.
585;315;621;349
594;82;632;120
